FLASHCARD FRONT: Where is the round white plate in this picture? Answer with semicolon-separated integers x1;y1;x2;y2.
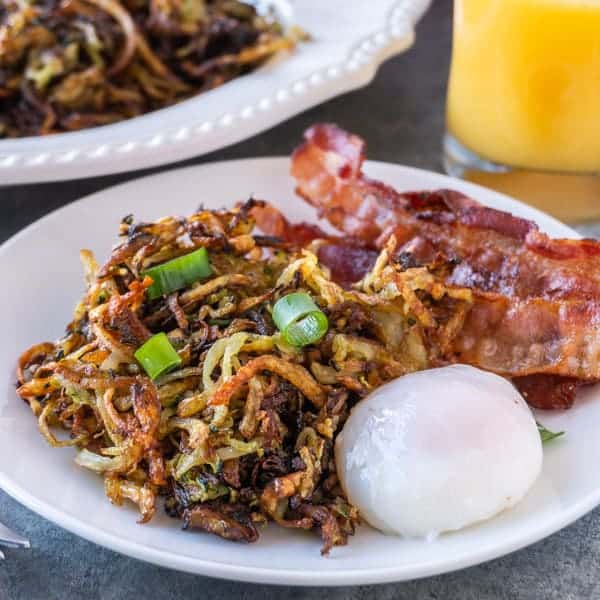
0;158;598;586
0;0;430;184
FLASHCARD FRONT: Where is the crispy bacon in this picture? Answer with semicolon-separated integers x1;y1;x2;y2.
317;243;378;289
251;200;378;288
251;202;329;247
452;292;600;381
291;124;600;302
290;123;600;400
513;375;581;410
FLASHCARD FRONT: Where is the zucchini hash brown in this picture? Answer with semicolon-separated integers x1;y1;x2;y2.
16;199;471;553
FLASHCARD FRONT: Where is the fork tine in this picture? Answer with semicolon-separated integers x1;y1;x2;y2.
0;522;30;549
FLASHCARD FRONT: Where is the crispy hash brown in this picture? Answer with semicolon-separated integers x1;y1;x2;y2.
0;0;300;137
16;199;472;553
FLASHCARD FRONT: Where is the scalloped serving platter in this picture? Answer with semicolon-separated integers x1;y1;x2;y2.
0;0;431;184
1;158;600;585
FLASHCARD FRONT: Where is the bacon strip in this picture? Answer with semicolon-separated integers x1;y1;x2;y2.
289;123;600;407
251;198;378;288
292;124;600;302
513;375;581;411
453;292;600;381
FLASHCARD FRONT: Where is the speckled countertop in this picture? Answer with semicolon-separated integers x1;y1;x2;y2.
2;3;599;599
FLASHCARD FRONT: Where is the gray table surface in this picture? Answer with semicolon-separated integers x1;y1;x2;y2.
2;3;599;599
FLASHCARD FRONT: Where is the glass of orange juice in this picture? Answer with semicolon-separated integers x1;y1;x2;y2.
444;0;600;221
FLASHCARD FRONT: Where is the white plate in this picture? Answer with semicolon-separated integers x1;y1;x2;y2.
0;0;430;185
1;158;598;586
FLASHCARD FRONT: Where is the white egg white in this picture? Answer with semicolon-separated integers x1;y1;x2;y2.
335;364;543;539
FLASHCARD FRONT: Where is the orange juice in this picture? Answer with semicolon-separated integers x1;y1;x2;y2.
447;0;600;173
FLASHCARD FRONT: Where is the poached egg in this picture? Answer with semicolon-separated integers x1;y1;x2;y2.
335;364;542;539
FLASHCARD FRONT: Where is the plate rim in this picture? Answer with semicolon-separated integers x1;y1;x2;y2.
0;0;431;184
1;157;596;586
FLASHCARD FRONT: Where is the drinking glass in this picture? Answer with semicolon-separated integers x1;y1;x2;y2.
443;0;600;221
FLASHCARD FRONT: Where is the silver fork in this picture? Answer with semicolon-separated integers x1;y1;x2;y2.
0;521;30;556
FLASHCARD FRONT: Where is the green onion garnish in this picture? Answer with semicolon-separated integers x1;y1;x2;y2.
537;422;564;444
272;292;328;347
143;247;212;300
134;333;182;380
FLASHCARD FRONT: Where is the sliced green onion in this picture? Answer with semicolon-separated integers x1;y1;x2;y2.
537;422;565;444
285;311;328;347
143;247;212;300
134;333;182;380
272;292;328;347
